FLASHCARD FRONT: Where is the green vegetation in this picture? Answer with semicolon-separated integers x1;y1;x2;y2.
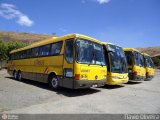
152;57;160;67
0;31;160;69
0;40;27;60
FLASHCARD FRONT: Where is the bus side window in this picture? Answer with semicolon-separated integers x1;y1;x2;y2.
23;51;27;59
140;55;144;67
39;45;50;56
20;51;24;59
32;47;39;57
65;40;73;64
50;41;63;55
26;49;31;58
15;52;19;59
10;54;13;60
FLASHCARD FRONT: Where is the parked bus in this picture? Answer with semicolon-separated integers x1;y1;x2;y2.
7;34;107;90
123;48;146;81
103;42;128;85
143;53;155;80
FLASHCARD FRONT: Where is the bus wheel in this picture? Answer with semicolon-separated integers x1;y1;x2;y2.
49;75;60;90
13;71;18;80
17;71;22;81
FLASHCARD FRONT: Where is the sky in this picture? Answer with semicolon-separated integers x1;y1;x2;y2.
0;0;160;48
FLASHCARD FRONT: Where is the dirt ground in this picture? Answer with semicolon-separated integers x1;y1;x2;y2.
0;69;160;114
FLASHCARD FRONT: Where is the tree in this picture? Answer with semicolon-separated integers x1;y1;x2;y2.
0;40;8;60
152;57;160;67
0;40;27;60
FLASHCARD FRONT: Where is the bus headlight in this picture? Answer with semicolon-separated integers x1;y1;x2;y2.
81;74;88;79
103;75;107;79
112;76;120;79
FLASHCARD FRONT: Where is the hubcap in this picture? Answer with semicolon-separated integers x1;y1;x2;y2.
51;78;58;88
18;73;21;80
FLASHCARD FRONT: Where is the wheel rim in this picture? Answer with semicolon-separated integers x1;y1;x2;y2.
51;78;58;88
18;73;22;80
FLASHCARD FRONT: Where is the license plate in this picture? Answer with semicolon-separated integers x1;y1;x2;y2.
92;84;98;88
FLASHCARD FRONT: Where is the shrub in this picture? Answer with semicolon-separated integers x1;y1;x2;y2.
0;40;27;60
152;57;160;67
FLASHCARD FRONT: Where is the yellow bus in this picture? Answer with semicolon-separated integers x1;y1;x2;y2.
143;53;155;80
103;43;129;85
123;48;146;81
7;34;107;90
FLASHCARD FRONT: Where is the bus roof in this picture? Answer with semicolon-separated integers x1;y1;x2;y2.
10;34;100;54
123;48;141;53
102;42;121;47
142;53;150;57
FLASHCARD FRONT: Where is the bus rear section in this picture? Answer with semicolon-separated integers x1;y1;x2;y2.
103;43;128;85
124;48;146;81
143;53;155;80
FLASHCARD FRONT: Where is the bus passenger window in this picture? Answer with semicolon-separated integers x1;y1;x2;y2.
32;47;39;57
65;40;73;64
39;45;50;56
50;41;63;55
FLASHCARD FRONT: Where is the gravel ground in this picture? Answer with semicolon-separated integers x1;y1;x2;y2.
0;69;160;114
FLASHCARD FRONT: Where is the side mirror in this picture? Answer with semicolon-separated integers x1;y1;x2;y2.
107;50;113;53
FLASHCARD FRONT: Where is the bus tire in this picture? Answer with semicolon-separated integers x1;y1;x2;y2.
49;75;60;90
13;71;18;80
17;71;22;81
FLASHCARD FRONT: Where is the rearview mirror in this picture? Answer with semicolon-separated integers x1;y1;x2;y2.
107;50;113;53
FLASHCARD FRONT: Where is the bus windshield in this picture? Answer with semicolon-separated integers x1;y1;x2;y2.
108;45;128;73
134;52;144;67
76;39;106;66
145;56;154;68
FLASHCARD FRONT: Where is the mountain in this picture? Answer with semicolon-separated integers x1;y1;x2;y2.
137;46;160;57
0;31;54;44
0;31;159;56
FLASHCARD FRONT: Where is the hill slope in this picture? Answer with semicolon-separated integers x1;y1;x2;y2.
137;46;160;56
0;31;159;56
0;31;54;44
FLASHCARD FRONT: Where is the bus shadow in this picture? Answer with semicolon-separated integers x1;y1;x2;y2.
6;76;50;89
100;85;124;89
144;79;152;81
6;77;100;97
125;81;142;85
56;88;100;97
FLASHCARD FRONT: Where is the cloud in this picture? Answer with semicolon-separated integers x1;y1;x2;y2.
95;0;110;4
0;3;34;27
82;0;110;4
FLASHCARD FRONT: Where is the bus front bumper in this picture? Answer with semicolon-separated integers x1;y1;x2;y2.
74;80;106;89
106;79;128;85
145;75;154;80
129;73;145;81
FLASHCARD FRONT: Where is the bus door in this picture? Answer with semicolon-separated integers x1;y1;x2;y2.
62;39;74;88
